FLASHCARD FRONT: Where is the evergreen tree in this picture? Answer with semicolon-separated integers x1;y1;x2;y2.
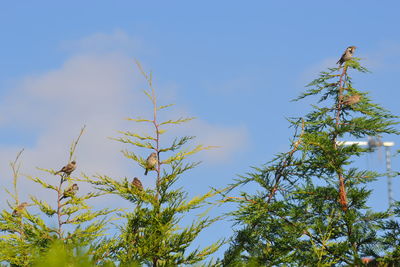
222;57;399;265
85;62;223;266
0;127;115;266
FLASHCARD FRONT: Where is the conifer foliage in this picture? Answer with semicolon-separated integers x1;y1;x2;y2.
2;54;400;266
223;57;399;265
0;127;114;266
85;62;223;266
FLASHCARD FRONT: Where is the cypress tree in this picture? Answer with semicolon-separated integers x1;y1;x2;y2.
85;62;223;266
223;56;399;266
0;127;114;266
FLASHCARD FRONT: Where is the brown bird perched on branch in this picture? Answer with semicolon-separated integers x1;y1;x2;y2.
55;161;76;176
60;183;79;200
343;94;361;106
337;46;357;66
132;177;143;191
144;153;157;175
12;202;28;217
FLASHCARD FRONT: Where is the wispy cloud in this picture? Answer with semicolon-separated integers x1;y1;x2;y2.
0;31;249;209
0;52;142;205
184;119;249;163
59;29;146;56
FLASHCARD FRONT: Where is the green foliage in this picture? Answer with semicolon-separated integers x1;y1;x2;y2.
33;241;94;267
83;61;223;266
377;202;400;264
0;127;116;266
0;62;223;266
6;56;400;266
223;59;399;266
29;240;139;267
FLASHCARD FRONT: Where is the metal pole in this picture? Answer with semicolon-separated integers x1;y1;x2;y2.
386;146;393;207
336;140;395;209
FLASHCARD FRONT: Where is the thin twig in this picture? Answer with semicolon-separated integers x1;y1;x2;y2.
10;149;24;205
57;126;86;239
335;66;349;212
223;196;257;204
135;60;160;267
69;125;86;161
266;118;305;204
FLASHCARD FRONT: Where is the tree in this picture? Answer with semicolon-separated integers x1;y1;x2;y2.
85;62;223;266
222;57;399;265
0;127;115;266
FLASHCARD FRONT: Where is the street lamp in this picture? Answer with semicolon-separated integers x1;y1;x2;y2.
336;138;395;207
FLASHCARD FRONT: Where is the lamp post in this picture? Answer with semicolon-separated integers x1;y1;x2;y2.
336;140;395;207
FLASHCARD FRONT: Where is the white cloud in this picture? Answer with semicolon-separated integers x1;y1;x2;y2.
0;52;143;207
184;119;249;163
0;31;249;210
59;29;146;56
153;104;249;163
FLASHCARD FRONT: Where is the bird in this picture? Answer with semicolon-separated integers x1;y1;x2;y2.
60;183;79;200
55;161;76;176
342;94;361;106
132;177;143;191
12;202;28;217
144;152;157;175
337;46;357;66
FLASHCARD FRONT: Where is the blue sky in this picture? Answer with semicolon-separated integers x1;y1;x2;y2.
1;0;400;260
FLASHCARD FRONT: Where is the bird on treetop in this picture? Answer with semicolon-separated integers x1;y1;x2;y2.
55;161;76;176
337;46;357;66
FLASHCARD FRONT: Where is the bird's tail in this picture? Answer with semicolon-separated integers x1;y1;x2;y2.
144;169;148;175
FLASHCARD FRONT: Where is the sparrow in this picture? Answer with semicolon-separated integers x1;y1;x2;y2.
12;202;28;217
342;94;361;106
132;177;143;191
144;152;157;175
337;46;357;66
60;183;79;200
55;161;76;176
